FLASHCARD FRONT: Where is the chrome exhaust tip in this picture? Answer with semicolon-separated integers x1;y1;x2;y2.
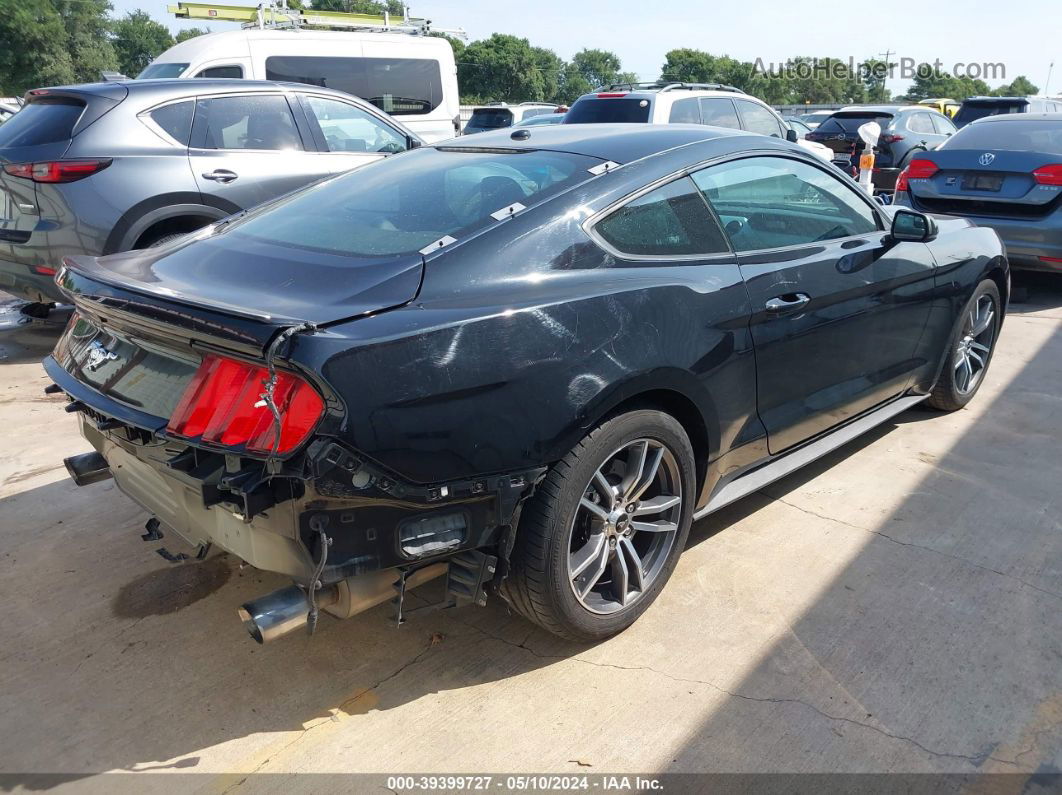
237;585;312;644
64;451;112;487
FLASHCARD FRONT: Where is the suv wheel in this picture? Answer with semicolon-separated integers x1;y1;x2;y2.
501;410;695;641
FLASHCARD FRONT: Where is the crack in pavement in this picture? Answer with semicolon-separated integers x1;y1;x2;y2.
446;614;1019;770
762;492;1062;602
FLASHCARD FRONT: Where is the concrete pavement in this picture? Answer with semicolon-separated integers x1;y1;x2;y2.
0;276;1059;786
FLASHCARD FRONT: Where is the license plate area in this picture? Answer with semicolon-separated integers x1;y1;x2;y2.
962;173;1004;192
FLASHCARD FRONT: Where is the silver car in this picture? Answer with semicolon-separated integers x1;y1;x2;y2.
0;79;421;309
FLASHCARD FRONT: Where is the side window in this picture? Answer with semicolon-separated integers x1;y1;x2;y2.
302;95;407;154
734;99;784;137
195;65;244;79
147;101;193;145
908;113;936;134
699;98;741;129
668;98;701;124
194;95;303;151
691;156;879;252
593;176;730;258
931;113;956;135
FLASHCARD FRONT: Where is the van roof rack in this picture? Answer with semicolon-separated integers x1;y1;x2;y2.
595;81;746;94
168;1;467;37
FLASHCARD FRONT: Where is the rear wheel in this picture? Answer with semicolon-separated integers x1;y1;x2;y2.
501;410;695;641
927;279;1001;411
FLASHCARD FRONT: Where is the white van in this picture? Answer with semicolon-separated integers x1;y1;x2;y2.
138;29;460;142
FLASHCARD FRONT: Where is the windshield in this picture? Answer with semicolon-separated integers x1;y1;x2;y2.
816;113;894;134
954;101;1027;127
564;97;651;124
137;62;190;79
225;147;600;257
944;119;1062;155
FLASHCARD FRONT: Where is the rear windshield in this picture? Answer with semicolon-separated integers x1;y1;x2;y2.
0;99;84;147
816;113;894;133
954;100;1027;127
225;147;599;257
465;109;513;132
564;97;651;124
137;62;189;79
944;119;1062;155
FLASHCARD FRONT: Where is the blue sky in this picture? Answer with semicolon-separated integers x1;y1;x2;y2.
116;0;1060;96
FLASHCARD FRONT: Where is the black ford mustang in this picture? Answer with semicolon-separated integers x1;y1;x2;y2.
47;125;1008;644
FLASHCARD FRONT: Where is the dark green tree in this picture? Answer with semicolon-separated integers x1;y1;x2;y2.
0;0;76;94
903;65;990;101
54;0;118;84
532;46;564;104
175;27;209;44
571;48;622;89
556;61;592;104
457;34;545;103
310;0;404;14
994;75;1039;96
113;10;174;78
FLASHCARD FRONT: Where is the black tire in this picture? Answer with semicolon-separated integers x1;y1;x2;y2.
501;410;696;641
927;279;1001;411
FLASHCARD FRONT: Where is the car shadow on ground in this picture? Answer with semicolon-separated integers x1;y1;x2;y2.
663;277;1062;774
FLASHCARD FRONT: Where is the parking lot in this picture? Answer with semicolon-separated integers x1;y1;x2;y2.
1;273;1059;782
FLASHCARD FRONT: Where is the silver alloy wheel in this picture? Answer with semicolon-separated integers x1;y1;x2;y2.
954;293;996;395
567;438;683;615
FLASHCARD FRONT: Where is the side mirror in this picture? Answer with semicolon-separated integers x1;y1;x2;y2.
890;209;937;242
786;127;799;143
407;137;422;150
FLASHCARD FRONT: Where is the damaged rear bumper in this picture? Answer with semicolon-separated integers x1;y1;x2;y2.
48;354;544;640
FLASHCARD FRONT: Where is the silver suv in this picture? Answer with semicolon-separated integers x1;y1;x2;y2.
0;79;421;309
563;82;799;141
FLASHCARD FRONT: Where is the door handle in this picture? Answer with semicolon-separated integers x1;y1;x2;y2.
201;169;238;184
765;293;811;314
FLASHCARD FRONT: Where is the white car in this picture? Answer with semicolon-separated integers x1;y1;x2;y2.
136;29;461;142
787;117;835;163
0;102;19;124
563;82;834;162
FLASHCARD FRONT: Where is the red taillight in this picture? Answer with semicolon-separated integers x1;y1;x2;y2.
880;134;904;144
906;159;939;179
1032;164;1062;186
596;92;627;98
167;354;325;456
1039;255;1062;264
3;159;111;183
897;157;938;191
32;265;57;275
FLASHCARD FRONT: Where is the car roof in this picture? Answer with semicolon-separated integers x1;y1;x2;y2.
29;78;363;104
970;112;1062;123
436;123;753;164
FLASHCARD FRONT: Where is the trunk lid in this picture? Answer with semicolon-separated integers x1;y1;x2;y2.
904;149;1061;219
60;225;425;330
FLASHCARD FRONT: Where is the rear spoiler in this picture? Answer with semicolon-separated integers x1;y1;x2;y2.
21;84;129;138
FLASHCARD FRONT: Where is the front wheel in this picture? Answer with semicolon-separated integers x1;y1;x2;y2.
927;279;1001;411
501;410;696;641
